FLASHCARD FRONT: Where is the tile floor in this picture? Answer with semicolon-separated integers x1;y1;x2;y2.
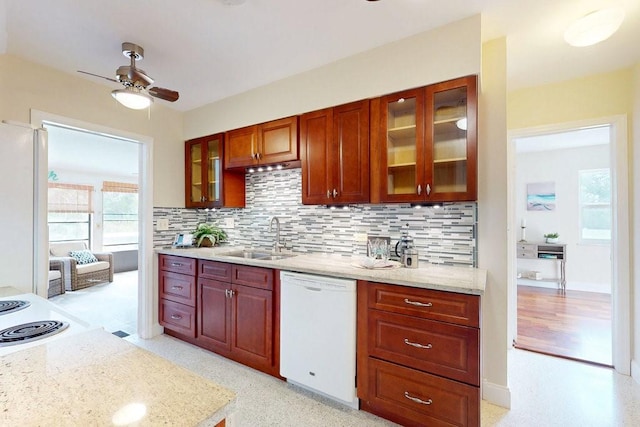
50;272;640;426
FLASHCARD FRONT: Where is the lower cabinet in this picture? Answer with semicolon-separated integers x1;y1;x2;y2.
357;281;481;427
158;255;279;378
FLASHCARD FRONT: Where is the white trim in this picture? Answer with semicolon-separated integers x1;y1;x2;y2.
29;110;157;339
482;379;511;409
507;115;631;376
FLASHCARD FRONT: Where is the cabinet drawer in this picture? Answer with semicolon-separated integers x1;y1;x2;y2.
159;255;196;276
231;265;273;290
160;299;196;338
517;250;536;259
368;310;479;386
365;358;479;427
199;260;232;281
366;282;480;327
159;271;196;306
517;243;536;252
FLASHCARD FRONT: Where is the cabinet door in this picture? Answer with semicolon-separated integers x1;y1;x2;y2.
199;278;232;352
259;116;299;165
231;284;273;369
425;75;477;201
300;108;333;205
185;137;208;207
225;125;258;169
377;88;426;203
333;100;370;204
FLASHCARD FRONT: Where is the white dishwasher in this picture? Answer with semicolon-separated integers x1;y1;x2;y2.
280;271;358;408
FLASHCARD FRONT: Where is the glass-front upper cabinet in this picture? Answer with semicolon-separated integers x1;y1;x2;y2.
378;88;425;203
426;75;477;202
376;76;477;203
186;133;245;208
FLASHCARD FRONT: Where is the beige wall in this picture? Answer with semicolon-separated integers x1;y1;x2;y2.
633;63;640;377
0;54;185;207
184;15;482;139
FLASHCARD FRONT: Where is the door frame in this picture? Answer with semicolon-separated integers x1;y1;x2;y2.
30;110;158;339
506;115;630;375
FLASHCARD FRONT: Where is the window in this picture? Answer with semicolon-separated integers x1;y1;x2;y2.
579;168;611;243
102;181;138;250
48;183;93;245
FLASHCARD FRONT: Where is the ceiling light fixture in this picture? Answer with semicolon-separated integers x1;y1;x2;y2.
111;87;153;110
564;8;625;47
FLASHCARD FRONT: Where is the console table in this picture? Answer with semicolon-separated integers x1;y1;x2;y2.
517;242;567;293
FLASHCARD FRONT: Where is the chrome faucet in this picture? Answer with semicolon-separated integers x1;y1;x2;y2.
269;216;282;253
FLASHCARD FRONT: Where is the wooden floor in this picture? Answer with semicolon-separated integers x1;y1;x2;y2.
515;285;612;366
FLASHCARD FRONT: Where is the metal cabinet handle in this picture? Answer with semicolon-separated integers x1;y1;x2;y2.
171;263;183;267
327;190;331;199
225;289;235;298
171;285;183;291
332;189;338;198
404;392;432;405
404;338;432;349
417;184;422;195
426;183;431;195
404;298;432;307
170;314;182;320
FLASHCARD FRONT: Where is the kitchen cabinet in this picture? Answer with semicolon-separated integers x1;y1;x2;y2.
197;260;278;376
185;133;245;208
158;255;197;338
225;116;299;169
300;100;370;205
357;281;480;427
373;75;477;203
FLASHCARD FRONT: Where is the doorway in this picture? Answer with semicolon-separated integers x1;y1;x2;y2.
30;109;157;339
507;116;630;373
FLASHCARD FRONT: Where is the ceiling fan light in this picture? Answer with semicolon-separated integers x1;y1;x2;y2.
564;8;625;47
111;88;153;110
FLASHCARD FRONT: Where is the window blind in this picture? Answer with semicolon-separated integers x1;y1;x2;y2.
48;183;94;213
102;181;138;193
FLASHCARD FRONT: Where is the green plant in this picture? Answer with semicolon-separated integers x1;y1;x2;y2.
544;232;559;239
192;223;228;247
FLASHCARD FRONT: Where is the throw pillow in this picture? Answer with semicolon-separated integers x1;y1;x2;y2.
69;250;98;265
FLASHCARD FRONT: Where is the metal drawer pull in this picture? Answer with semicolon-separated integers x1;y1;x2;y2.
170;314;182;320
404;298;432;307
171;263;183;267
404;392;432;405
404;338;432;349
171;286;183;290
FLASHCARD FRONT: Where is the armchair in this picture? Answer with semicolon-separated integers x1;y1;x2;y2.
49;242;114;291
47;259;65;298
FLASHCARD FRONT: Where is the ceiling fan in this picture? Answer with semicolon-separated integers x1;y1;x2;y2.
78;42;179;109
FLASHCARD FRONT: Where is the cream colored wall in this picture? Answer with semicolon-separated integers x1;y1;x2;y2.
478;37;509;405
184;15;482;139
633;63;640;378
0;54;185;207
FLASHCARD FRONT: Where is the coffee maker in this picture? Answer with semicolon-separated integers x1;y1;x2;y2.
395;227;418;268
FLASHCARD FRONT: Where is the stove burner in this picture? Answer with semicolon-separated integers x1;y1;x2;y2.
0;320;69;347
0;300;31;316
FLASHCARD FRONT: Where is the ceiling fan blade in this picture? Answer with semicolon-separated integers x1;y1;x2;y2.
148;87;179;102
77;70;118;83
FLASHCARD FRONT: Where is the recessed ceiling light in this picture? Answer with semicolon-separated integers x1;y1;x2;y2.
564;8;625;47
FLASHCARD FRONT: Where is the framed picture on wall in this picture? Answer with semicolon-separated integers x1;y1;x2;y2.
527;182;556;211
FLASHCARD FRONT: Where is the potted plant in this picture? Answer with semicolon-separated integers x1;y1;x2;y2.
544;232;559;243
192;223;228;247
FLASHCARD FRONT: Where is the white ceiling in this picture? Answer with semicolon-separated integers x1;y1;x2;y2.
515;125;610;153
3;0;639;112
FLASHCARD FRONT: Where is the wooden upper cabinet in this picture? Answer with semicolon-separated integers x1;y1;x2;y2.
373;75;477;203
301;100;370;205
185;134;245;209
225;116;299;170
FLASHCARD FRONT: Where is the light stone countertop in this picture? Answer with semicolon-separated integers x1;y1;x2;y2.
0;327;235;426
157;246;486;295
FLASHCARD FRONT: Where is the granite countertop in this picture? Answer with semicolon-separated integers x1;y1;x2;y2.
157;246;487;295
0;328;235;426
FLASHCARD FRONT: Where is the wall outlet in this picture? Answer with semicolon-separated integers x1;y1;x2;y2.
157;218;169;231
223;217;235;229
354;233;368;242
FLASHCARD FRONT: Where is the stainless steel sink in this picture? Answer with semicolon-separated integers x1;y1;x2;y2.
223;250;296;261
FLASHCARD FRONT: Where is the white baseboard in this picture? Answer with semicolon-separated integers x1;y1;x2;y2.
482;379;511;409
632;359;640;386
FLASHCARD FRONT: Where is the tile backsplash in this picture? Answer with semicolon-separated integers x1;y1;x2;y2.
154;168;477;267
